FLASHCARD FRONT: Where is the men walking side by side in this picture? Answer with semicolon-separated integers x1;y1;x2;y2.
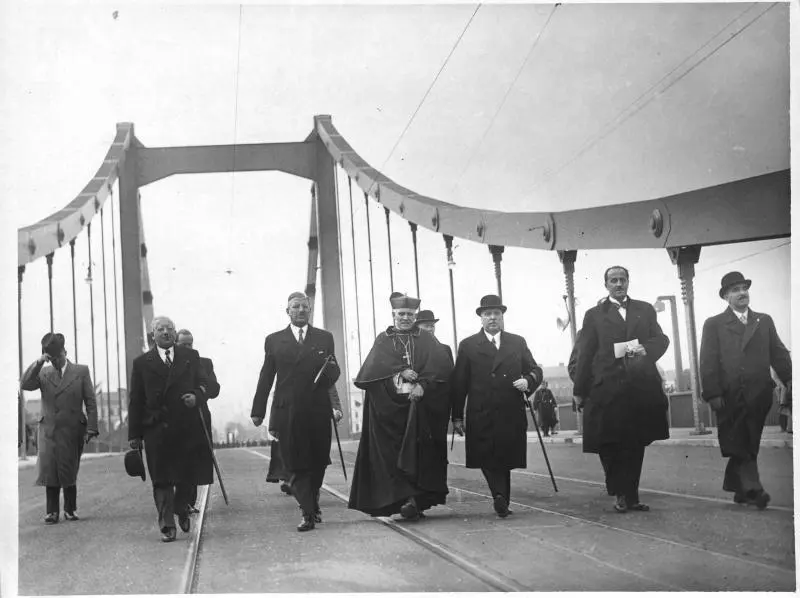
175;328;221;514
128;316;212;542
451;294;543;518
573;266;670;513
700;272;792;509
348;294;453;521
251;292;341;532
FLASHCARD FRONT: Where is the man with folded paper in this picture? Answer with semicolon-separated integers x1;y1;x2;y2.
573;266;670;513
348;293;454;521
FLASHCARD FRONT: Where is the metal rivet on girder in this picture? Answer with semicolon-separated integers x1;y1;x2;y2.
650;209;664;238
431;209;440;231
94;198;100;213
542;221;552;243
374;187;381;202
79;215;86;226
57;225;65;247
477;222;485;238
28;238;36;255
399;202;405;215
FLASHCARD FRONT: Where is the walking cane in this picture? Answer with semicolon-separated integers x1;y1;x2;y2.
331;413;347;481
198;408;229;505
522;390;559;492
315;356;347;481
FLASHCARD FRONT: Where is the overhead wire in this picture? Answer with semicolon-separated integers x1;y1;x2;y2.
535;2;777;187
696;240;790;273
450;3;559;197
367;3;482;197
226;4;244;274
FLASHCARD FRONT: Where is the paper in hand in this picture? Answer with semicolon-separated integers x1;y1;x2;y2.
614;338;640;359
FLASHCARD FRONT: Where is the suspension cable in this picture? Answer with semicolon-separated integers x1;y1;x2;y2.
70;240;78;361
409;222;421;298
489;245;505;301
100;207;113;448
384;208;394;291
364;192;378;338
443;235;459;352
109;185;124;434
347;177;363;364
86;223;99;426
18;265;25;459
46;253;54;333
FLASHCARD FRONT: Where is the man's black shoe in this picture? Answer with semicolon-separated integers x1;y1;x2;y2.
751;491;771;510
64;511;79;521
297;516;315;532
733;492;747;504
493;495;510;518
280;482;292;495
44;512;59;525
614;495;628;513
400;497;420;520
178;513;191;533
161;527;177;542
313;510;322;524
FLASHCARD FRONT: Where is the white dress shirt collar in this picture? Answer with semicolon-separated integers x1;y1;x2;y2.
484;330;501;349
290;324;309;342
157;344;175;364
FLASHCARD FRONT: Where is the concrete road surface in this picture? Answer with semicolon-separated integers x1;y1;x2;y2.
19;439;794;594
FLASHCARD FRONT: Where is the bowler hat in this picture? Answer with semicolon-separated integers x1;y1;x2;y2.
40;332;65;357
390;292;421;310
719;271;751;299
124;448;146;481
475;294;507;316
416;309;439;323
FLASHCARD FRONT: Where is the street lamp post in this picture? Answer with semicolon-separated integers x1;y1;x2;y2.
653;295;684;392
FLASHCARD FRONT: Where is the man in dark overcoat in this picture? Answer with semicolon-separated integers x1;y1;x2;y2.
699;271;792;509
573;266;669;513
250;292;341;532
532;381;558;437
21;332;99;524
128;316;211;543
176;328;221;514
451;294;543;518
349;294;453;521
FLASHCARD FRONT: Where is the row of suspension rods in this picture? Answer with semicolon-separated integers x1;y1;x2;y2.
18;189;125;453
341;167;511;361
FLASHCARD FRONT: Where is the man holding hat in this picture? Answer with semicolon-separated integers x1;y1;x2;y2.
128;316;212;542
451;294;543;518
700;272;792;509
251;292;341;532
349;293;453;521
21;332;98;524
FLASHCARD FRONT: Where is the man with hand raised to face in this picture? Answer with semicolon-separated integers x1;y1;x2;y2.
700;272;791;510
128;316;211;542
251;292;341;533
451;295;543;518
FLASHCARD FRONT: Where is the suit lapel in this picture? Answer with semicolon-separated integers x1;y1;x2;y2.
145;348;169;382
55;361;78;395
166;346;188;389
625;300;642;339
723;308;745;346
492;332;512;372
475;330;496;364
741;310;761;350
603;300;625;328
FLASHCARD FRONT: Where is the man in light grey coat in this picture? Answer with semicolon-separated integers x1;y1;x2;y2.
21;332;98;524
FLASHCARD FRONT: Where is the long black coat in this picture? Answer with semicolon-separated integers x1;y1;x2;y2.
700;308;791;458
452;330;542;470
198;356;220;438
250;325;340;472
574;298;670;453
128;345;211;485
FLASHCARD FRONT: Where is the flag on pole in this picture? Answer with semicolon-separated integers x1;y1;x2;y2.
556;295;571;331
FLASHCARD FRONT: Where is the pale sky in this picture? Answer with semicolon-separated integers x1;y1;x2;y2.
2;2;793;443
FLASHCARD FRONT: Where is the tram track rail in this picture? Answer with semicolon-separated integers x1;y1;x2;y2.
183;447;794;593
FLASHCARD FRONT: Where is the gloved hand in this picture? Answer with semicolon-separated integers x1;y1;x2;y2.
129;438;143;450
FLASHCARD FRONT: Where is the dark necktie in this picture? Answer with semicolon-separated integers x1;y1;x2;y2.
165;349;172;368
298;329;305;345
491;336;498;350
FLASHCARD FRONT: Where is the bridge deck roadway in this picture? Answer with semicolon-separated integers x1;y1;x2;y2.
19;433;794;593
